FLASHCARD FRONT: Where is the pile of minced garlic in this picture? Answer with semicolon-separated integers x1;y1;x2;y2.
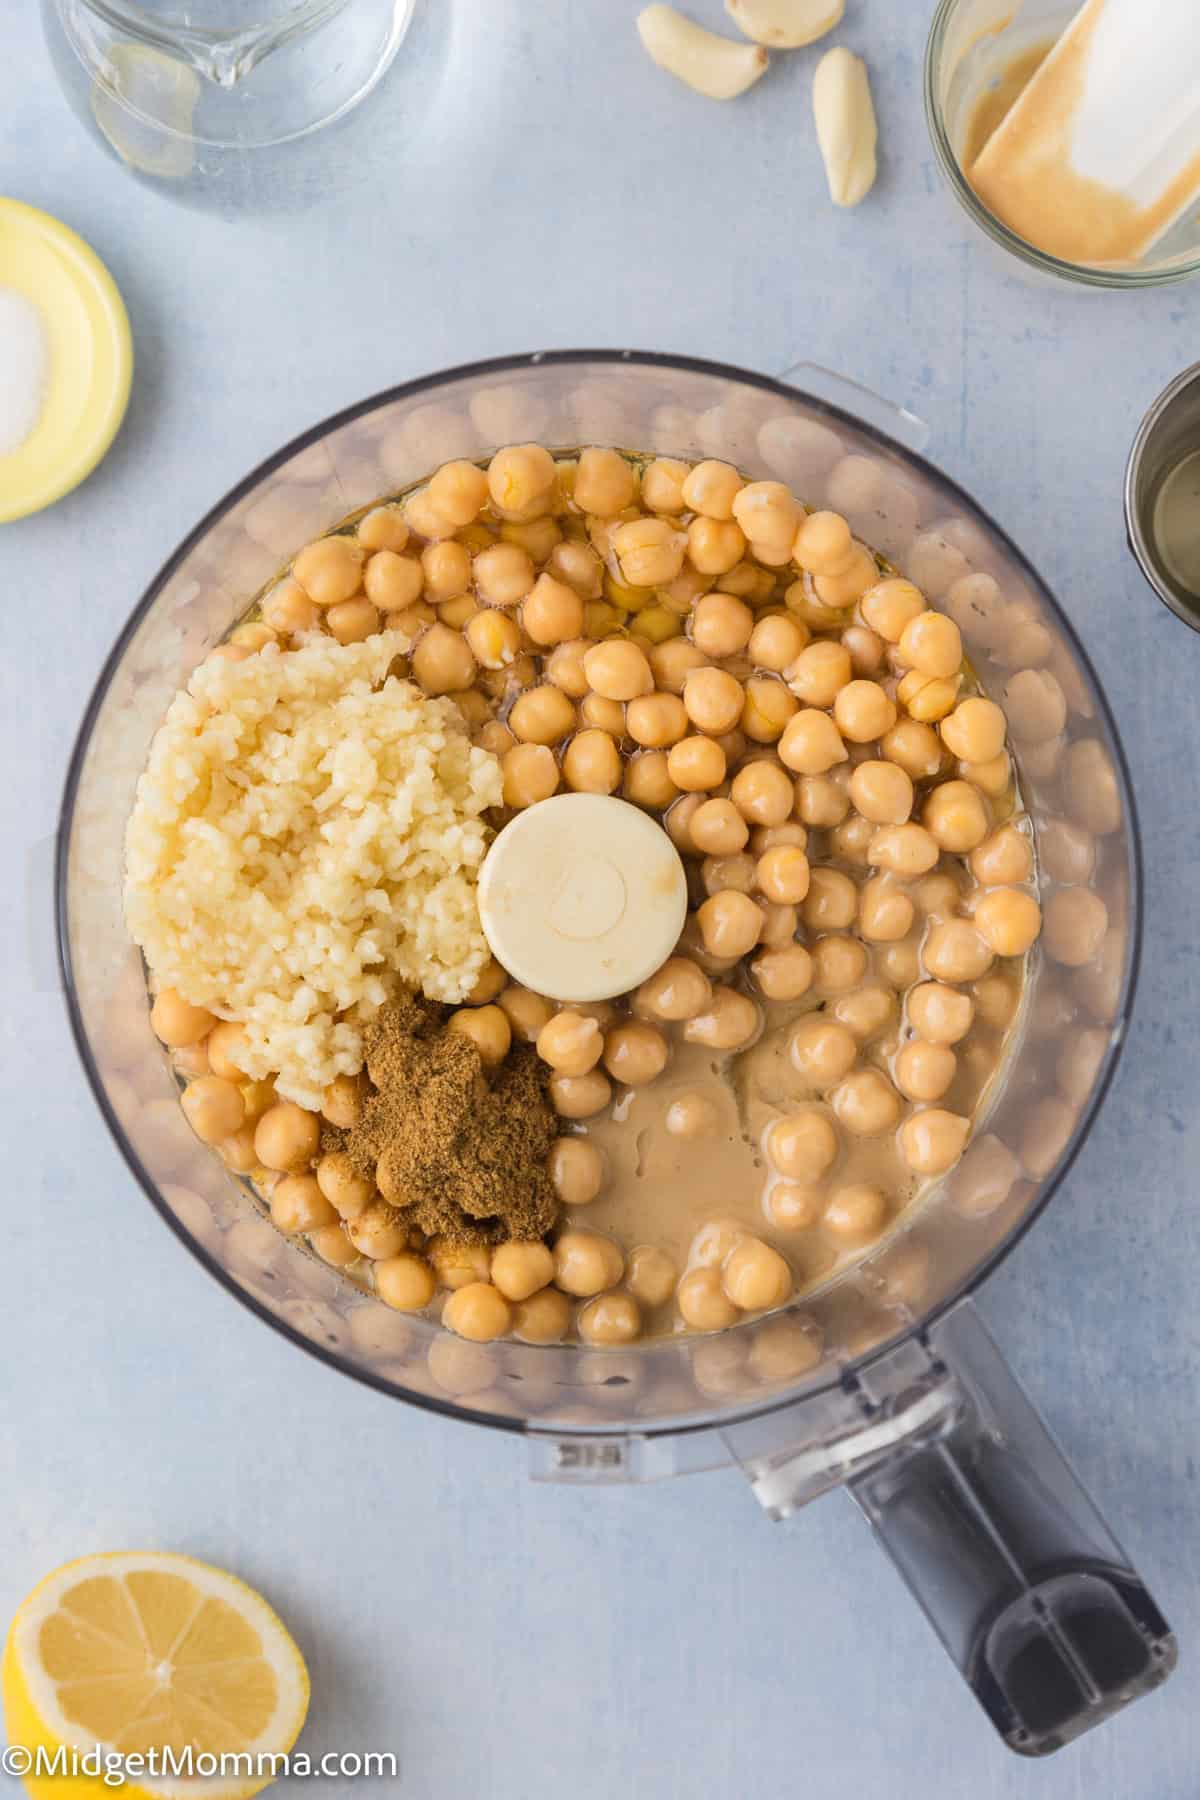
124;631;502;1108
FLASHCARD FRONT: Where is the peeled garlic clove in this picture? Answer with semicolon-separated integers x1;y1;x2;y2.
637;3;769;100
725;0;843;49
812;46;877;208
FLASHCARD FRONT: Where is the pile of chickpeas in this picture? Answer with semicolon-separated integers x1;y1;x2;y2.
149;439;1045;1353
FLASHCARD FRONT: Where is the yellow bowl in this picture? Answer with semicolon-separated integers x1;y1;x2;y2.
0;199;133;523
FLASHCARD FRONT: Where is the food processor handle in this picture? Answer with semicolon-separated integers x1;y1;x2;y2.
775;360;931;454
848;1300;1176;1755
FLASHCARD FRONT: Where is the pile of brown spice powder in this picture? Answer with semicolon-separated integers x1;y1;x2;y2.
339;991;560;1246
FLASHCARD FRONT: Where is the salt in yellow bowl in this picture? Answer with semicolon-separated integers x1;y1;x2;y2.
0;198;133;524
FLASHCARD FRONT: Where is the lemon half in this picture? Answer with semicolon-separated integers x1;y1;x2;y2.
2;1553;309;1800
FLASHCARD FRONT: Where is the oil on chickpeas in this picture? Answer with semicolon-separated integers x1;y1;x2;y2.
151;443;1041;1355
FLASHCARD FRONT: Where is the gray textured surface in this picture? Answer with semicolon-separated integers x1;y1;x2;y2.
2;3;1198;1796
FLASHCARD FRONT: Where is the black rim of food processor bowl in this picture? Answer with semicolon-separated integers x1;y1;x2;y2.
56;350;1144;1438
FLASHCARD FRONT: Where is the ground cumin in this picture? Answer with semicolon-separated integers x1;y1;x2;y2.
341;992;560;1246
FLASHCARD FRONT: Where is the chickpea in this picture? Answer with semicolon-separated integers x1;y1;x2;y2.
832;1068;902;1135
898;1109;971;1176
582;639;652;703
796;774;849;828
650;638;708;696
372;1252;436;1312
882;717;943;780
316;1151;374;1220
559;728;619;795
923;780;990;853
573;446;637;515
321;1074;363;1129
811;934;867;993
580;693;626;736
906;982;972;1044
960;752;1011;798
324;596;379;645
622;750;678;810
684;798;746;858
802;868;858;932
453;688;491;731
859;877;916;943
676;1266;739;1331
443;1281;513;1343
899;671;960;724
731;481;800;555
1003;668;1068;745
879;935;924;990
778;710;847;776
754;898;796;955
261;577;319;636
842;624;886;677
1043;889;1109;967
751;942;813;1001
487;442;556;518
357;504;411;552
665;793;706;855
677;668;741;737
404;485;458;539
473;541;534;607
603;1020;669;1086
756;845;810;904
179;1075;244;1146
513;1286;572;1344
447;1005;512;1067
625;693;689;751
216;1122;257;1173
575;1291;641;1346
150;988;214;1048
832;983;896;1041
408;623;474;696
610;517;683;587
830;811;875;866
310;1223;359;1270
814;545;877;607
682;985;761;1049
665;1093;720;1137
428;459;489;526
293;535;364;608
833;679;897;745
789;1017;857;1086
537;1010;604;1077
254;1101;320;1173
509;685;577;746
688;592;752;659
680;458;742;520
868;823;940;877
722;1237;792;1312
793;509;853;576
897;610;962;679
730;760;794;827
857;577;922;642
749;614;806;673
548;1135;606;1206
465;608;521;674
627;1246;677;1307
360;550;420;614
786;641;852;709
346;1201;409;1261
228;622;277;654
767;1109;839;1181
554;1229;624;1297
641;457;690;513
895;1040;957;1102
539;638;592;698
973;973;1018;1030
973;888;1042;957
548;540;604;598
549;1068;612;1119
270;1174;337;1235
849;760;914;826
501;743;559;809
417;542;468;606
924;920;994;983
823;1184;888;1244
741;677;799;745
635;957;712;1022
428;1238;493;1290
490;988;552;1050
764;1181;823;1231
687;515;746;576
697;890;763;959
752;821;807;854
940;696;1006;764
487;1240;554;1304
667;735;727;793
914;872;961;917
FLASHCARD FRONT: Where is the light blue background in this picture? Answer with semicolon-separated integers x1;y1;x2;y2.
2;3;1198;1796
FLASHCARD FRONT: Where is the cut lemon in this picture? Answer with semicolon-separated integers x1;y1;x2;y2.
2;1553;309;1800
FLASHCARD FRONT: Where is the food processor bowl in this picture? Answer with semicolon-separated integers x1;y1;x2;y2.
57;351;1174;1752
